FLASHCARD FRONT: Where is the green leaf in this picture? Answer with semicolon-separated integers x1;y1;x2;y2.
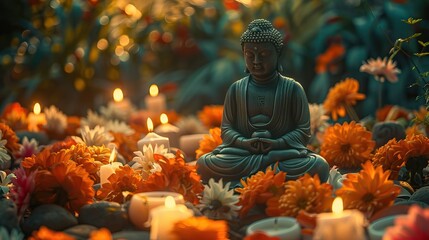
418;41;429;47
420;72;429;77
402;17;422;25
415;52;429;57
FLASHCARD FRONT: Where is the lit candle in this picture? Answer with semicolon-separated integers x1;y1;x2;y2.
137;118;170;151
246;217;301;240
145;84;166;114
99;147;123;185
128;191;185;229
28;102;46;131
314;197;365;240
149;196;193;240
179;133;206;161
112;88;133;112
154;113;180;148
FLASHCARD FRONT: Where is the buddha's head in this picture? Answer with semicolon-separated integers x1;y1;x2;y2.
240;19;283;81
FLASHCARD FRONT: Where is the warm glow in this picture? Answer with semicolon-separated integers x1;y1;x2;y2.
160;113;168;124
33;103;41;115
165;196;176;208
149;84;159;97
332;197;344;214
109;147;117;164
147;118;154;132
113;88;124;102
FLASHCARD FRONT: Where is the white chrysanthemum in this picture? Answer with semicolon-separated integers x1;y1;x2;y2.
132;144;173;179
100;101;135;122
80;110;107;129
0;170;16;194
0;227;24;240
105;120;135;135
197;178;241;220
175;115;208;135
72;125;115;148
0;131;11;170
309;103;330;134
43;105;67;134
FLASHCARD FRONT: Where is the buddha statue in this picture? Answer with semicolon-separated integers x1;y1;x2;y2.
196;19;330;187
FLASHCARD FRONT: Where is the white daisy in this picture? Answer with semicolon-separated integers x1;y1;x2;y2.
43;105;67;134
198;178;241;220
309;103;330;135
175;115;208;136
72;125;115;148
132;144;173;179
105;120;135;135
80;110;107;129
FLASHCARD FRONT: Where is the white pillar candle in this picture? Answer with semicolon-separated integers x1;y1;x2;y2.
137;118;170;151
154;113;180;148
314;197;365;240
28;103;46;131
149;196;193;240
145;84;166;114
99;147;123;185
128;191;184;229
246;217;301;240
179;133;206;162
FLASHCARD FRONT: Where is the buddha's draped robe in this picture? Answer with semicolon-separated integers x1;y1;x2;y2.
197;75;329;187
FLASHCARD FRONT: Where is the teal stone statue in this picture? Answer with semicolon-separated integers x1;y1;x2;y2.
196;19;330;187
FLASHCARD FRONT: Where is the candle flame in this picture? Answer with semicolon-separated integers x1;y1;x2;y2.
332;196;343;214
113;88;124;102
160;113;168;124
147;118;154;132
109;147;117;164
149;84;159;97
165;196;176;208
33;103;41;115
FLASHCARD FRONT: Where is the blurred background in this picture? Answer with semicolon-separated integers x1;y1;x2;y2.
0;0;428;118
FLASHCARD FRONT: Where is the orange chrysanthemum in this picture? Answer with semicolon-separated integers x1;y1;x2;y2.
49;137;78;153
0;122;21;153
29;226;75;240
89;228;112;240
22;147;70;171
196;127;222;159
87;145;111;164
266;174;333;218
235;165;286;218
372;134;429;180
110;131;140;162
198;105;224;129
96;165;144;203
171;216;229;240
68;144;108;183
323;78;365;121
405;125;425;137
375;105;410;122
320;121;375;169
335;161;400;218
33;160;94;213
1;102;28;131
65;116;81;136
315;41;345;74
141;152;203;204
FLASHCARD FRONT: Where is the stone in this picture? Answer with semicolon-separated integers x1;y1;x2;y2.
78;201;130;232
21;204;78;235
0;198;19;232
372;122;405;149
112;230;150;240
63;224;98;240
409;186;429;205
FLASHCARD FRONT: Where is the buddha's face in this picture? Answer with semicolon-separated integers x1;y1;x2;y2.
243;42;278;82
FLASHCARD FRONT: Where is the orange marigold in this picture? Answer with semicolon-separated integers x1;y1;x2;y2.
68;144;103;183
235;165;286;218
315;41;345;74
89;228;112;240
335;161;400;218
375;105;410;122
96;165;144;203
171;216;229;240
29;226;75;240
320;121;375;169
65;116;81;136
22;147;70;171
0;122;21;153
266;174;333;218
198;105;223;128
323;78;365;121
1;102;28;131
110;131;140;162
33;160;94;214
405;125;425;137
141;152;203;204
372;134;429;180
196;127;222;159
